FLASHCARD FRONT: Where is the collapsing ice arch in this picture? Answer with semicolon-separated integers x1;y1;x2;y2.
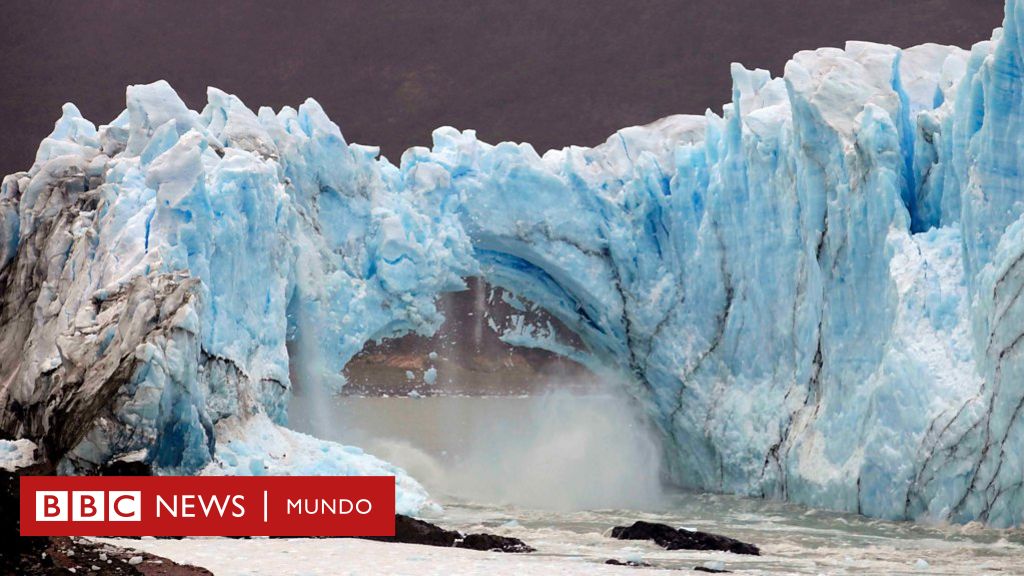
4;0;1024;526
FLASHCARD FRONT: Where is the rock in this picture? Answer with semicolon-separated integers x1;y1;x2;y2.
1;458;208;574
367;515;534;553
694;567;731;573
367;514;460;547
0;460;55;574
2;531;211;575
457;533;534;553
99;455;152;476
610;521;759;555
605;558;653;567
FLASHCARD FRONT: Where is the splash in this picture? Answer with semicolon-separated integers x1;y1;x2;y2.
293;382;667;512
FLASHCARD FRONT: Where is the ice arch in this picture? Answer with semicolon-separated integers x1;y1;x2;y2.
4;0;1024;525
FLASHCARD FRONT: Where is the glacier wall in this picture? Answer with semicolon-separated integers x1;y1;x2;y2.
3;0;1024;526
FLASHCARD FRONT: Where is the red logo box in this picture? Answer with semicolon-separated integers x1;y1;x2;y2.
20;476;396;537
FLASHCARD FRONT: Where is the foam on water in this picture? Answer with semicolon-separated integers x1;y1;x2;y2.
435;491;1024;574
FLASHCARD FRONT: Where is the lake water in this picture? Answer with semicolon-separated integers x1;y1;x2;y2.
288;393;1024;575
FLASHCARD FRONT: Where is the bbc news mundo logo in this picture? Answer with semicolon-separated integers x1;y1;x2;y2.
21;476;395;537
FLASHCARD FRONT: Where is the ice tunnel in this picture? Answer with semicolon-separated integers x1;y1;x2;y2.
4;1;1024;526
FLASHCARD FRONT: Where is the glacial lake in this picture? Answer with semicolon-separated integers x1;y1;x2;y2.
285;393;1024;575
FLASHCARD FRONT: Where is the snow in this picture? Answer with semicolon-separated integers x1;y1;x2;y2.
3;0;1024;527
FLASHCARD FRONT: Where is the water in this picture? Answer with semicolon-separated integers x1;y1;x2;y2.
290;393;1024;575
434;495;1024;574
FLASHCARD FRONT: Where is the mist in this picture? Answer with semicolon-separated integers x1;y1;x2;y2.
288;382;667;512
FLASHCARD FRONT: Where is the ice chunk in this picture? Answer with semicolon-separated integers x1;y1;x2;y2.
0;439;37;471
203;414;435;515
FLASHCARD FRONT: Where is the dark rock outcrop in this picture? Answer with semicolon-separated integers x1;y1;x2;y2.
457;532;535;553
366;514;533;553
368;514;461;547
694;567;731;573
1;460;207;574
99;458;153;476
605;558;654;567
13;536;214;575
610;521;759;555
0;462;53;574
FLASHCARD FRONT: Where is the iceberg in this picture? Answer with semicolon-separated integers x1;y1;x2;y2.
3;0;1024;526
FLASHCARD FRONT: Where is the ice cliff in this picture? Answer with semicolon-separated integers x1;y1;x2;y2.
3;1;1024;526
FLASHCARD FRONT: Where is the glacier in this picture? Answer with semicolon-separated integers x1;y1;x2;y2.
3;0;1024;527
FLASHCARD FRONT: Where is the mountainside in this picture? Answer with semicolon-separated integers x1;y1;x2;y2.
3;0;1024;527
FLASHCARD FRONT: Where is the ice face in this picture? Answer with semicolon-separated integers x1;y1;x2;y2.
2;3;1024;525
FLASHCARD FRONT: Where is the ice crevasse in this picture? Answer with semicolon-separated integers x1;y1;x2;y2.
3;0;1024;526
